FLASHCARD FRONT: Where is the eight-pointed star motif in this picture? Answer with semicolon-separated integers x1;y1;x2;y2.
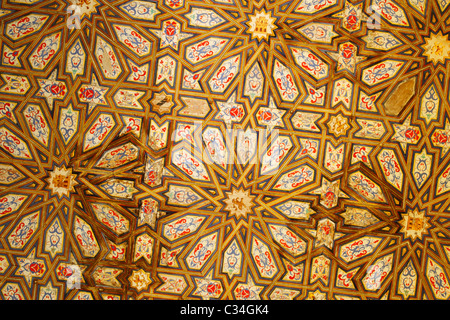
35;69;67;110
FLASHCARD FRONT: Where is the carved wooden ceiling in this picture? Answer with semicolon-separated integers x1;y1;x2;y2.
0;0;450;300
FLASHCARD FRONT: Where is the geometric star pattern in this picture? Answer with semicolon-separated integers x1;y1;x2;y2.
1;0;450;301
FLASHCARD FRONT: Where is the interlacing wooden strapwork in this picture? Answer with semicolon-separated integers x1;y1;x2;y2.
1;0;450;300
